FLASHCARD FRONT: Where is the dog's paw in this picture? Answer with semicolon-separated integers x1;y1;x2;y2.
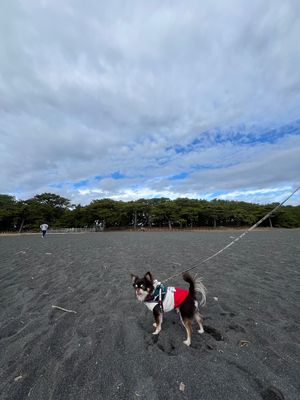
198;328;204;334
152;327;161;335
183;339;191;346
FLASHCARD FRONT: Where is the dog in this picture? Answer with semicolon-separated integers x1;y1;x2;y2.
131;271;207;346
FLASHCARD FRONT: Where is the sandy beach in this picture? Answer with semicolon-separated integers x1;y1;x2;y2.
0;230;299;400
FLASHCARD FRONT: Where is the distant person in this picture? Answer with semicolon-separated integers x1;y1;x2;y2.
40;223;49;238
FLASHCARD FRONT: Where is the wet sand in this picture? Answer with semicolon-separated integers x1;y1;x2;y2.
0;230;299;399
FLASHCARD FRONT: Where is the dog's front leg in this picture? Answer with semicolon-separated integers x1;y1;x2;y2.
152;304;163;335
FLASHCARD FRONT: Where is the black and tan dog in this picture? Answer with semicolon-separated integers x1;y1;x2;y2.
131;271;207;346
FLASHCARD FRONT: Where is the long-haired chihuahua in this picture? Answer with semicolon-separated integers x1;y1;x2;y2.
131;271;207;346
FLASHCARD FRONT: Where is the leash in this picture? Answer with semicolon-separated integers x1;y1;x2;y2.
158;287;164;313
162;185;300;283
149;281;166;312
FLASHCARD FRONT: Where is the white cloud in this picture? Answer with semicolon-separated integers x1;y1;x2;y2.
0;0;300;206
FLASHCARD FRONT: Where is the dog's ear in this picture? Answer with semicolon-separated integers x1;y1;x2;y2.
131;274;137;284
144;271;153;283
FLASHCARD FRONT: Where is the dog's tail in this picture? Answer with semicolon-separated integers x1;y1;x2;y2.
182;272;207;306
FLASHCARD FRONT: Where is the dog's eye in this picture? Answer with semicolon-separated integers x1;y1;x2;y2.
140;284;145;290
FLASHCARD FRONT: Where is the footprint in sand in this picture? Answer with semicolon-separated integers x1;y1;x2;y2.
261;386;285;400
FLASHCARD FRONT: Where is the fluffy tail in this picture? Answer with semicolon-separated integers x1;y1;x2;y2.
182;272;207;306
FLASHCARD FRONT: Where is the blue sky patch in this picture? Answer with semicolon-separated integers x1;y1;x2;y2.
111;171;126;180
73;179;89;189
169;172;189;180
167;120;300;154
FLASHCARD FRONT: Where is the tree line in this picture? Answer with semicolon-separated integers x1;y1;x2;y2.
0;192;300;232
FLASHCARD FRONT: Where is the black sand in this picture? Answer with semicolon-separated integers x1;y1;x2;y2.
0;230;299;400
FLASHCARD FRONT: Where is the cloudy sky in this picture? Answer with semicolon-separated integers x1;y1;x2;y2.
1;0;300;206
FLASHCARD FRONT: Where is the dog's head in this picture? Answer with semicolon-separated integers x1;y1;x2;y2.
131;271;154;302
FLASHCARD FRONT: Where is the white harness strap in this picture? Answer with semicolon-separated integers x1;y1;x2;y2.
145;287;176;312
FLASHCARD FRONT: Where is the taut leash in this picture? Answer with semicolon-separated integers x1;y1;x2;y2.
162;185;300;283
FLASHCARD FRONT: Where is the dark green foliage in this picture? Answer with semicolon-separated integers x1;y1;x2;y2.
0;195;20;231
0;192;299;231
